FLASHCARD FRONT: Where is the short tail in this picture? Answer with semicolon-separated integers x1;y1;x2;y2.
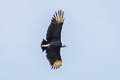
41;39;48;52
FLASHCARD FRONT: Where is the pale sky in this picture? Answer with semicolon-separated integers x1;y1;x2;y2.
0;0;120;80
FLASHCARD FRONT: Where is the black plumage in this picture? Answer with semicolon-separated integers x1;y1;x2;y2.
41;10;66;69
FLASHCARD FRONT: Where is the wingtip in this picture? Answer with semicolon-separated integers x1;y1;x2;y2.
51;60;62;69
51;10;64;24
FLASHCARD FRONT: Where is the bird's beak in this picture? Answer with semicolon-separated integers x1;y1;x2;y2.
62;43;67;47
64;45;67;47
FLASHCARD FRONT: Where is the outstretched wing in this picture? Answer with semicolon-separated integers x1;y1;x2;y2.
46;10;64;42
46;47;62;69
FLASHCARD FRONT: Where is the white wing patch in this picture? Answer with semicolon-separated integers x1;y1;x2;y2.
51;60;62;69
51;10;64;24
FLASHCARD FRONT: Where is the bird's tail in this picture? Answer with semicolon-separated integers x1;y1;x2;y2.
41;39;48;52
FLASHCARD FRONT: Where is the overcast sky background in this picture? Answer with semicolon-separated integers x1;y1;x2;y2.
0;0;120;80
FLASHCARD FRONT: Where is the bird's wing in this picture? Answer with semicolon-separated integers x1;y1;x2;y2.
46;47;62;69
46;10;64;42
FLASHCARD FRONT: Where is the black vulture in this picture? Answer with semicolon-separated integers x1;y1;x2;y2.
41;10;67;69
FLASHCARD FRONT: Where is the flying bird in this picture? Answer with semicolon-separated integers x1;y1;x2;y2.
41;10;67;69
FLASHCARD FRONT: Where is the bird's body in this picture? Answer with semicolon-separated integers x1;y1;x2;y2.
50;41;62;48
41;10;66;69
